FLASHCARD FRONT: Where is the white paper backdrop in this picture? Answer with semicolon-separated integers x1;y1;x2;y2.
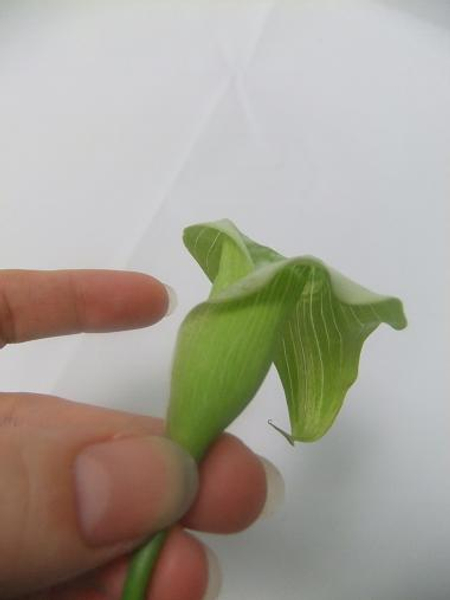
1;2;449;599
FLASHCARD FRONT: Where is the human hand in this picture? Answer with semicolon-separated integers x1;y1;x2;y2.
0;269;284;600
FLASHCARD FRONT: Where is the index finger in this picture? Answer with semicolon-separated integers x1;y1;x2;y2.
0;269;174;346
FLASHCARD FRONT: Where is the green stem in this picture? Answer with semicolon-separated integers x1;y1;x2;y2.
120;530;168;600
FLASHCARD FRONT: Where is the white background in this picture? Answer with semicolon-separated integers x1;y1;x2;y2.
1;2;449;599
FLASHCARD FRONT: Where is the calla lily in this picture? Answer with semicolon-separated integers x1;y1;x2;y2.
121;219;407;600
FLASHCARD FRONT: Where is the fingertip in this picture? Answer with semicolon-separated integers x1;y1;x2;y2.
74;436;198;547
70;270;173;331
147;528;209;600
95;529;211;600
183;434;267;533
135;276;177;324
111;272;174;327
81;270;175;329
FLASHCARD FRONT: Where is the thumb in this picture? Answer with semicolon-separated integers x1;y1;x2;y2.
0;425;198;598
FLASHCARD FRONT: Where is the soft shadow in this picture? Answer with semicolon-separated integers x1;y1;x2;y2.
376;0;450;32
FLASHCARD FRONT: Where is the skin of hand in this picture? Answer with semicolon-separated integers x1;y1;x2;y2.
0;269;280;600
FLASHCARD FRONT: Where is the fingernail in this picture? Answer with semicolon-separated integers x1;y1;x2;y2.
203;547;222;600
74;436;198;547
164;285;178;316
258;456;285;518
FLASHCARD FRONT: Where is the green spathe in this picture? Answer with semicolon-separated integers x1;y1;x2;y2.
166;219;407;459
121;218;407;600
